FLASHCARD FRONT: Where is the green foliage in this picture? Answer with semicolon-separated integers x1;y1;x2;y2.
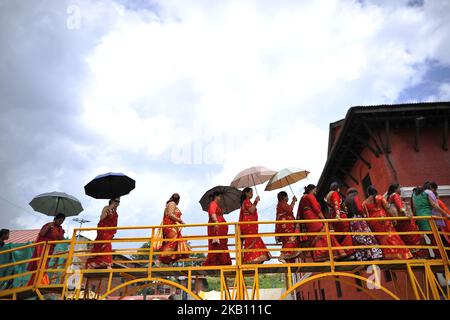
131;241;206;267
206;274;285;291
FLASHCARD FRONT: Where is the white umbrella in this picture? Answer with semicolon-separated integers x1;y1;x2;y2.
230;166;276;196
264;167;310;195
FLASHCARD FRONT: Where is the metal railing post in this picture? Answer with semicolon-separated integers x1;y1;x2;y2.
148;227;156;278
324;221;335;272
61;229;78;299
429;218;449;265
34;243;51;288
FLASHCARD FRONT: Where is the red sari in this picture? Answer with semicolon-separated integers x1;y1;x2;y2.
298;193;346;262
363;195;412;260
27;222;65;285
276;200;304;263
389;193;427;258
239;199;271;264
158;203;190;264
325;191;354;256
86;208;118;269
438;199;450;245
203;200;232;266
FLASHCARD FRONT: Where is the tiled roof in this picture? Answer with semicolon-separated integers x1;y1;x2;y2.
5;229;40;244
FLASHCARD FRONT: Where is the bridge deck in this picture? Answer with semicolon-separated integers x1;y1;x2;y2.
81;262;447;278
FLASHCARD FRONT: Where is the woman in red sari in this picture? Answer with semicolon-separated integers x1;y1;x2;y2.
387;184;428;259
298;184;346;262
203;191;232;266
157;193;190;265
239;187;271;264
437;197;450;245
362;186;412;260
27;213;65;285
275;191;304;263
324;182;354;258
86;198;119;269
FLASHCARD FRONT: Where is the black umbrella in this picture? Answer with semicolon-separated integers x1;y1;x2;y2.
199;186;242;214
84;172;135;199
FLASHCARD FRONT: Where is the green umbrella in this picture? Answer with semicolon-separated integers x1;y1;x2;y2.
29;192;83;217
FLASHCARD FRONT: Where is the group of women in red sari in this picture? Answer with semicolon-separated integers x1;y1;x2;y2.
25;181;450;279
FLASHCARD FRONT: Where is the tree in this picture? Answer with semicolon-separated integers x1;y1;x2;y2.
131;241;206;267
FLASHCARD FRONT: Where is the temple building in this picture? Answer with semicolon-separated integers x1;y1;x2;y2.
298;102;450;300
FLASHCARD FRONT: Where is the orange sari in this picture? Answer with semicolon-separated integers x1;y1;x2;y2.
299;193;346;262
389;193;427;258
239;199;271;264
438;199;450;245
158;203;190;264
27;222;64;285
86;208;118;269
363;195;412;260
325;191;354;256
203;200;232;266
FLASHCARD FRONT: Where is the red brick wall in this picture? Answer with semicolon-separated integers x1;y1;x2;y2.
389;127;450;187
296;270;424;300
313;125;449;300
341;127;450;206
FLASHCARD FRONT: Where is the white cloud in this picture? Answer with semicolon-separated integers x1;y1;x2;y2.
2;0;450;247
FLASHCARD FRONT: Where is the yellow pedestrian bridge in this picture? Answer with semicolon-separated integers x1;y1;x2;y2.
0;216;449;300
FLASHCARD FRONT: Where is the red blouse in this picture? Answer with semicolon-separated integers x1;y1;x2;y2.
36;222;65;242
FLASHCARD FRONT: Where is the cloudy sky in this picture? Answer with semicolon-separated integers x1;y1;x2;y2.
1;0;450;244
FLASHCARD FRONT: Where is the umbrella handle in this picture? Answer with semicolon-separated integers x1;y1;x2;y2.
55;197;60;215
288;184;295;196
284;177;295;196
251;175;259;197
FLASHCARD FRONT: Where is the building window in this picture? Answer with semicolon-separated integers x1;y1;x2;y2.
385;270;392;282
314;288;318;300
335;281;342;298
362;174;373;197
320;288;326;300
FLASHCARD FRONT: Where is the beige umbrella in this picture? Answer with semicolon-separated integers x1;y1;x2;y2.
264;167;310;195
230;166;276;196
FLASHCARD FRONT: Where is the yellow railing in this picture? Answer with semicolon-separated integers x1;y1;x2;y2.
0;215;449;300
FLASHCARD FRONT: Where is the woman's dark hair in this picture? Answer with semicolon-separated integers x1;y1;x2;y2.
240;187;253;205
428;181;438;190
413;186;424;196
345;189;359;219
209;191;221;204
277;191;288;202
167;193;180;205
109;198;120;205
304;184;316;194
387;183;400;197
346;187;358;196
0;229;10;237
367;185;378;196
330;182;340;191
54;213;66;220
